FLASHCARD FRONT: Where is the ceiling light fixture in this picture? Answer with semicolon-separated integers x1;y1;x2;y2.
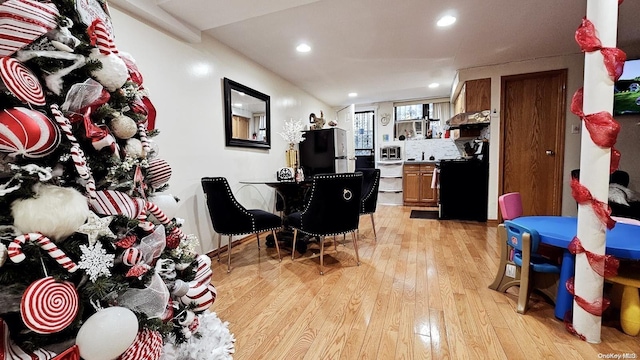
437;15;456;27
428;83;440;88
348;93;358;97
296;43;311;53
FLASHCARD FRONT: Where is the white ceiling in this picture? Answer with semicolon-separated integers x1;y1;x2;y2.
111;0;640;107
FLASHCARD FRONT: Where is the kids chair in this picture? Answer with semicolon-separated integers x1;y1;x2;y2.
498;192;523;220
608;269;640;336
489;220;561;314
498;192;562;263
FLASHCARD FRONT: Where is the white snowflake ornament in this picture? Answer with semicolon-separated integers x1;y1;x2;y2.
78;242;115;282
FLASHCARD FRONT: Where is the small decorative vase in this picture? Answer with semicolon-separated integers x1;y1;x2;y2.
285;143;298;167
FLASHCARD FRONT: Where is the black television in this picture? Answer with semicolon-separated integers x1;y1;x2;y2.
613;58;640;115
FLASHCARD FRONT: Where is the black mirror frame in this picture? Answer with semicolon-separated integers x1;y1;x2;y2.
223;78;271;149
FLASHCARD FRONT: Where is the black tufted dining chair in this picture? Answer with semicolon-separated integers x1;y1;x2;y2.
358;168;381;241
201;177;283;272
286;172;363;275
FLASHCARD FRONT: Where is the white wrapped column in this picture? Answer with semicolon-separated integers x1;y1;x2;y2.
574;0;618;343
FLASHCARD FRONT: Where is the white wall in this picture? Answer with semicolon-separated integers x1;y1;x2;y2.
110;8;330;254
457;55;640;219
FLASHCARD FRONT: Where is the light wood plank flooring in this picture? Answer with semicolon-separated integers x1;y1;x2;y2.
209;205;640;359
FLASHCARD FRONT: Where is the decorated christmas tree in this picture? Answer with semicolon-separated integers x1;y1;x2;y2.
0;0;234;359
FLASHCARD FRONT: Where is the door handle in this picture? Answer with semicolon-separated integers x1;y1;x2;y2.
545;150;555;156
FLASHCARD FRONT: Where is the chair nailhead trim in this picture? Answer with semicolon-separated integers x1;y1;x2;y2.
361;172;380;213
299;173;362;234
203;177;259;233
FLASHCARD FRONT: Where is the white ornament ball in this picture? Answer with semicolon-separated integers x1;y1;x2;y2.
0;243;7;267
75;306;139;360
124;138;145;158
148;193;178;220
12;184;89;242
110;115;138;139
89;48;128;92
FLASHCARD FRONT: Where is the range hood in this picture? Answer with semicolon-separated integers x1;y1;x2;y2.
445;110;491;129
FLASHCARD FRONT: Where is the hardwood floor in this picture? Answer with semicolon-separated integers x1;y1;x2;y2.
209;205;640;359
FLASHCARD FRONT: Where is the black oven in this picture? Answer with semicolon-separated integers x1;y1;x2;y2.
438;142;489;221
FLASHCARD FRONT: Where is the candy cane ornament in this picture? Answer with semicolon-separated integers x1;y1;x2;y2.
50;104;97;199
8;233;78;272
138;123;150;154
146;202;186;240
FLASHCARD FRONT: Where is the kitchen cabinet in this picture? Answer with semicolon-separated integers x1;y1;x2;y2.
403;163;438;206
453;78;491;114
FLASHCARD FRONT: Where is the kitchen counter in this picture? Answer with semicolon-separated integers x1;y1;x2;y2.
404;160;439;164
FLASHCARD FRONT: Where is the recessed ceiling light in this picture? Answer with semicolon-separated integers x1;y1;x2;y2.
296;43;311;53
348;92;358;97
437;15;456;27
428;83;440;88
233;103;243;107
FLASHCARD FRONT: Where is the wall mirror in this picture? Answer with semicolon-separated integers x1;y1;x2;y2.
223;78;271;149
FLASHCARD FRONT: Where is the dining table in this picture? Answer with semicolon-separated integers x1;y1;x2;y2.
240;178;314;253
506;216;640;319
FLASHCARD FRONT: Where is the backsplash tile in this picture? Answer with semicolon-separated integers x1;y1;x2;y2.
403;139;462;160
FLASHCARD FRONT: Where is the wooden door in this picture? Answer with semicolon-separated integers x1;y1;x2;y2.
232;116;249;139
500;70;566;216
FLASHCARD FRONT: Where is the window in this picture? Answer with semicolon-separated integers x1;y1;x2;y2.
353;111;374;156
394;104;429;121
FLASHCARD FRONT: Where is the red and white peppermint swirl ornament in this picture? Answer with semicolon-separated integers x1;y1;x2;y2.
20;276;79;334
8;233;78;272
0;108;61;158
116;329;163;360
0;57;45;105
122;247;143;266
146;158;172;189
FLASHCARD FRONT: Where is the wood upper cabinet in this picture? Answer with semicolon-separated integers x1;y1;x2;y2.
403;164;438;206
454;78;491;114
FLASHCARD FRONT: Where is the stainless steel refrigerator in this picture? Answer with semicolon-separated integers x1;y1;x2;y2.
299;128;348;177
